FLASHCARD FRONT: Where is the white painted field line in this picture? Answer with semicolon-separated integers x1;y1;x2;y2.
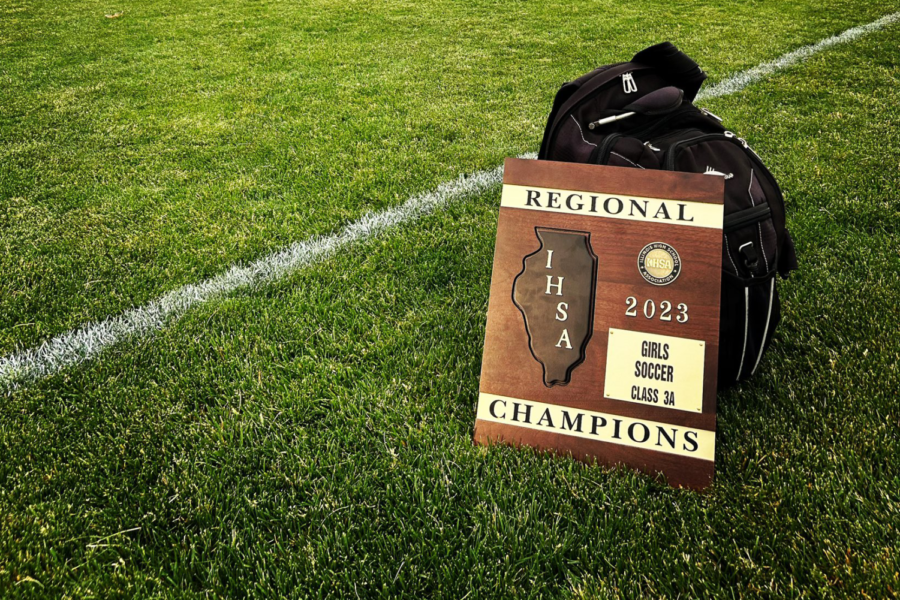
2;11;898;389
696;11;900;100
0;156;532;389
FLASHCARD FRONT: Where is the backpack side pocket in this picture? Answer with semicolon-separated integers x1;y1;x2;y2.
719;272;781;386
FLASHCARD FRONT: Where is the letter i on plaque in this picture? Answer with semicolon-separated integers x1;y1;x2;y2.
474;158;724;489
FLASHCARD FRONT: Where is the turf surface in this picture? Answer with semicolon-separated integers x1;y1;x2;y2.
1;0;899;597
0;0;896;354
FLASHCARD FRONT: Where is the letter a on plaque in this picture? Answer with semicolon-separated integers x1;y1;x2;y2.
475;159;725;489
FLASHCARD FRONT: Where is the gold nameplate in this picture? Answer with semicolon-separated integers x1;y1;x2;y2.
475;158;724;489
603;328;705;413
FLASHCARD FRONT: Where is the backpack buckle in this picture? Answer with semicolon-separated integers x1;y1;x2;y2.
738;241;759;272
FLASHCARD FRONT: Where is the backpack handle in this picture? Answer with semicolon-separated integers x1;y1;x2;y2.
631;42;707;101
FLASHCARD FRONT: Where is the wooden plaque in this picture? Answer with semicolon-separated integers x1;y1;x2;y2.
475;158;725;489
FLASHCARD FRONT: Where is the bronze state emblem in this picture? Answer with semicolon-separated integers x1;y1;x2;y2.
512;228;597;387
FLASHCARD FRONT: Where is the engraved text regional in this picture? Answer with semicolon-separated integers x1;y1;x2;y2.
524;188;694;222
499;184;725;230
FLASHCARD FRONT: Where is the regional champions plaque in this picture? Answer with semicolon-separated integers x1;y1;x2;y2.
474;158;724;489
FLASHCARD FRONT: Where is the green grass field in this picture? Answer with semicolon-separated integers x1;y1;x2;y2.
2;0;899;597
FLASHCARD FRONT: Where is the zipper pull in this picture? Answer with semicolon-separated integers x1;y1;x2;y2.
622;72;638;93
725;130;748;148
724;130;748;147
700;107;723;122
725;130;762;159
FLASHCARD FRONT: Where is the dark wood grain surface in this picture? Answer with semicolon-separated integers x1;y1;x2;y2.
475;159;724;489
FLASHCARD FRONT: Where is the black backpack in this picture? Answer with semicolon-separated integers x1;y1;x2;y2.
538;42;798;388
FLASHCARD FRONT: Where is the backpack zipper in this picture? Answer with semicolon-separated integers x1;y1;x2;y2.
724;130;762;160
700;107;723;122
622;72;638;93
664;131;761;170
